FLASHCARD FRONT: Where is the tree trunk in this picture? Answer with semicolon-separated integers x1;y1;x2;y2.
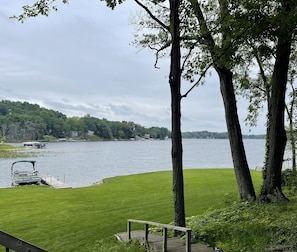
169;0;185;228
189;0;256;201
260;0;294;202
216;66;256;201
260;43;291;201
287;104;297;173
286;84;297;173
289;119;296;173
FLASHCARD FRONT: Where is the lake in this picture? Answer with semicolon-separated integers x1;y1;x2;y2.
0;139;276;188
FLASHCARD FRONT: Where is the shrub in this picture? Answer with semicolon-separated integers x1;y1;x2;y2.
282;169;296;186
187;201;297;252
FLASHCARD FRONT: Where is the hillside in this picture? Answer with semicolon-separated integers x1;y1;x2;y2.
0;100;170;141
0;100;265;142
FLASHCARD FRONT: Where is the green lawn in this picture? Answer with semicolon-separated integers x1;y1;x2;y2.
0;144;34;158
0;169;262;251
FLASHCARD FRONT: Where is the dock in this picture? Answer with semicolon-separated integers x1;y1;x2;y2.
40;175;71;189
116;230;214;252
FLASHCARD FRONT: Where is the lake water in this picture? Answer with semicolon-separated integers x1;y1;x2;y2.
0;139;275;188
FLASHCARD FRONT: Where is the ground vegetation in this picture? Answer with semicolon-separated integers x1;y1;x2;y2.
0;144;34;158
0;169;296;251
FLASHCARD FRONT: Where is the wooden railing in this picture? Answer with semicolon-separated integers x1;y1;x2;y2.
0;230;47;252
127;219;192;252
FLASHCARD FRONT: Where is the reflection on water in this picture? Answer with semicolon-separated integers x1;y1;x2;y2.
0;139;268;188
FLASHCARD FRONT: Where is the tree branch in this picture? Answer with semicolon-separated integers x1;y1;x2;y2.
181;61;213;98
134;0;170;31
11;0;68;22
149;40;171;68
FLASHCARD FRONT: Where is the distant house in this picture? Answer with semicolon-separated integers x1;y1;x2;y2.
87;130;94;136
70;131;78;137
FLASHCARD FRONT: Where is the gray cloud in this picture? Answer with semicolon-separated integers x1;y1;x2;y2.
0;0;265;134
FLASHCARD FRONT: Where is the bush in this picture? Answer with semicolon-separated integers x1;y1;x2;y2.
282;169;297;186
186;201;297;252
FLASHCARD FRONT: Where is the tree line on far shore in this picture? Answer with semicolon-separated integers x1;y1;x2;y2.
0;100;170;141
0;100;266;142
182;131;265;139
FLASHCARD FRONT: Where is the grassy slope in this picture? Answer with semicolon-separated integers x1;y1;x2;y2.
0;169;262;251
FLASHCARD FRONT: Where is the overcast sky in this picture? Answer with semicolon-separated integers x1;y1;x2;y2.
0;0;266;134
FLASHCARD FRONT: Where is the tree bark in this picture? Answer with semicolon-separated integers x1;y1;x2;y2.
216;66;256;200
260;42;291;201
169;0;185;228
189;0;256;201
289;117;297;173
260;0;295;202
286;99;297;173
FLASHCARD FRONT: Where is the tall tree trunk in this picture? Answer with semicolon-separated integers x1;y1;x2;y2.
260;0;294;202
169;0;185;228
216;66;256;200
189;0;256;201
285;83;297;173
286;102;297;173
260;42;291;201
289;118;297;173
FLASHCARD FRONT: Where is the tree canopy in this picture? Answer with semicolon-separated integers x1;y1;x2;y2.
0;100;170;141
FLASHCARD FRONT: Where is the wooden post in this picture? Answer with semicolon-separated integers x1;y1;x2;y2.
126;219;192;252
144;223;149;242
144;224;149;249
186;229;191;252
163;227;167;252
127;220;131;240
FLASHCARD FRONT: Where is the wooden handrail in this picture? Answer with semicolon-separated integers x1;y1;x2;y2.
0;230;47;252
127;219;192;252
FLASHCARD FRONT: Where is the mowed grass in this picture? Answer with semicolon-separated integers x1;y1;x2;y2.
0;169;262;251
0;144;34;158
